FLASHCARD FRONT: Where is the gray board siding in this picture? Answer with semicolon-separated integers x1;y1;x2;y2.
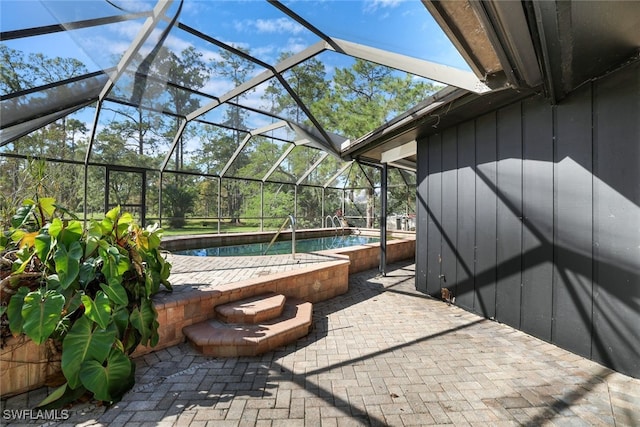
415;61;640;378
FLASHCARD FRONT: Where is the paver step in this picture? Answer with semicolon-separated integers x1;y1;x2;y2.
215;292;285;324
183;298;312;357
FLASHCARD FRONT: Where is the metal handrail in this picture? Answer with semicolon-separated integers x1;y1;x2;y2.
263;215;296;259
333;215;344;235
325;215;334;228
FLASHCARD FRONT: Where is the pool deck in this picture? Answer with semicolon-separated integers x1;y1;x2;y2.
165;252;344;293
2;259;639;426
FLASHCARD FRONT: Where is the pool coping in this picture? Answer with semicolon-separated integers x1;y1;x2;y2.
160;227;415;252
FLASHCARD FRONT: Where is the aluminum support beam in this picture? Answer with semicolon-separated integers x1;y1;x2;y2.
160;118;188;171
99;1;174;101
220;121;289;178
262;144;296;182
380;163;388;276
324;161;354;188
297;152;329;185
186;41;326;122
327;38;492;94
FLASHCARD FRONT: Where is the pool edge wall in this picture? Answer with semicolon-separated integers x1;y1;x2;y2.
130;256;353;359
160;228;415;252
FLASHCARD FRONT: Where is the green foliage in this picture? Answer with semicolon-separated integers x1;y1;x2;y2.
163;183;196;228
0;197;172;407
1;46;420;235
242;186;294;228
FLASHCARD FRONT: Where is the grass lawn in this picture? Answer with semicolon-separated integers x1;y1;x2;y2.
160;221;275;236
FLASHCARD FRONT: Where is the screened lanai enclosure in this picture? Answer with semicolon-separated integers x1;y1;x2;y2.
2;0;640;382
0;0;488;232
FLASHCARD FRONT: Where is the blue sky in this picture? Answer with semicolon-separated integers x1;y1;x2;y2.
1;0;475;171
1;0;470;139
1;0;469;73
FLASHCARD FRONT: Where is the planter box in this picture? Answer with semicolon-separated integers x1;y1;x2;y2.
0;336;61;398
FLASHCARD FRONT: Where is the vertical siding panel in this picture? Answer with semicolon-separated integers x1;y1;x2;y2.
441;128;458;296
496;102;523;329
553;84;593;358
456;122;477;310
521;97;554;341
415;138;429;293
426;134;442;297
592;62;640;377
475;112;498;318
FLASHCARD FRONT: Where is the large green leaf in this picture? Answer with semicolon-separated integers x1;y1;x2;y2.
129;299;157;346
116;214;132;238
11;204;35;229
35;382;87;410
61;316;116;389
78;259;97;287
101;206;120;235
7;287;29;335
100;282;128;306
47;218;64;239
63;292;83;319
21;289;65;344
143;225;162;250
111;307;130;338
12;246;33;274
54;241;83;289
142;251;172;294
34;234;51;263
48;217;83;246
38;197;56;218
81;292;111;330
46;274;61;289
83;220;103;258
79;348;132;402
99;246;130;287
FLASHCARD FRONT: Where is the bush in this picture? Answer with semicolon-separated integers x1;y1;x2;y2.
0;197;172;407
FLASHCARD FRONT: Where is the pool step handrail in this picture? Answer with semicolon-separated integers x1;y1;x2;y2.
333;215;344;235
325;215;335;229
263;215;296;259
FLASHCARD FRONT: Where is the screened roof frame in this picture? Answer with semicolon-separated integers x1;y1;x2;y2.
0;0;467;197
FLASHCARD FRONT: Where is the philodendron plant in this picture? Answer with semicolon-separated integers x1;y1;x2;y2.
0;197;172;407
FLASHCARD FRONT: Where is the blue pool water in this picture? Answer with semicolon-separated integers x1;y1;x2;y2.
175;235;379;257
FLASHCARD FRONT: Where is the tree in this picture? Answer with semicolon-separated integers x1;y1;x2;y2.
314;59;437;226
263;52;328;123
260;53;332;226
0;44;34;93
0;46;89;212
162;46;210;170
315;59;438;141
205;47;256;224
163;182;196;228
243;184;294;229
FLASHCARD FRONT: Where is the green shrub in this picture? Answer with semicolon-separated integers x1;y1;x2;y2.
0;197;172;407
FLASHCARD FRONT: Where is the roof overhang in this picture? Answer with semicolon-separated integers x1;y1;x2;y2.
344;0;640;169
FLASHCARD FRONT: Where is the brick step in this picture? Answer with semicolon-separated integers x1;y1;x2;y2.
215;292;285;324
183;298;312;357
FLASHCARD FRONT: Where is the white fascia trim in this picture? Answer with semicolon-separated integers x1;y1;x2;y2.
380;140;417;164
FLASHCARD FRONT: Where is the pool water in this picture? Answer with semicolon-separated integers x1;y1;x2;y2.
175;235;379;257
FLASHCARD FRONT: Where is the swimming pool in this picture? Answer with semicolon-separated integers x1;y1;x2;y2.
175;235;380;257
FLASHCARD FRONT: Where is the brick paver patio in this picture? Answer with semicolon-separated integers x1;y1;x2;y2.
2;259;639;426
